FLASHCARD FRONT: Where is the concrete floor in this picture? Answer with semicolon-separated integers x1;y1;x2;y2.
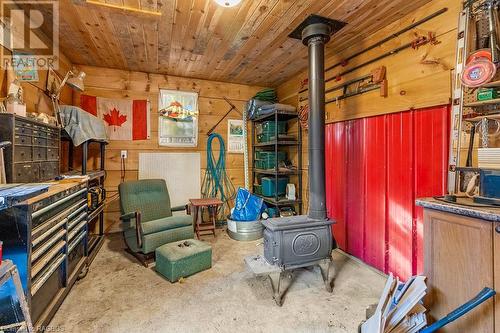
50;231;385;333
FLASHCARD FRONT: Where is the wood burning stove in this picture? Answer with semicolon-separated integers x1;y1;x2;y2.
246;15;347;306
262;216;334;267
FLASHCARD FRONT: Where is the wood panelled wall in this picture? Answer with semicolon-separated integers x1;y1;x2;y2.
0;47;74;111
72;65;264;230
0;0;74;109
277;0;460;208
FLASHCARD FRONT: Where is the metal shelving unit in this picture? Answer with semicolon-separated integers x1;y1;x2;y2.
251;109;303;215
61;132;107;266
448;0;500;193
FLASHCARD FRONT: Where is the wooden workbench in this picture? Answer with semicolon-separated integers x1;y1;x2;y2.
21;178;88;205
416;198;500;333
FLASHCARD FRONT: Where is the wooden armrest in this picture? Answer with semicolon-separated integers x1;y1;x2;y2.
120;211;142;248
135;212;142;249
120;212;137;220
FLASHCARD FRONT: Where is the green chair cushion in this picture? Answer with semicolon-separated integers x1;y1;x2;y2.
141;215;193;235
124;225;194;254
155;239;212;282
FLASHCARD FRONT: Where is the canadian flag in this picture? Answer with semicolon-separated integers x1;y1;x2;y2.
80;95;150;141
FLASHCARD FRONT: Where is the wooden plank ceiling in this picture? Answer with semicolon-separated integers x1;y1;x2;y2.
34;0;432;86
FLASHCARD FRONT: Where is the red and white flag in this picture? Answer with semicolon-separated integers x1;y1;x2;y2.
80;95;150;141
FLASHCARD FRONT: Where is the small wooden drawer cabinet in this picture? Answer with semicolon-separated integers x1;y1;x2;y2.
0;114;60;183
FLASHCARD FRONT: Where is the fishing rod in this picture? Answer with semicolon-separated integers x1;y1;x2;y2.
299;7;448;94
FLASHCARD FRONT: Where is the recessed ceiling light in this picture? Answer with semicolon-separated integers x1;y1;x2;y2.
214;0;242;7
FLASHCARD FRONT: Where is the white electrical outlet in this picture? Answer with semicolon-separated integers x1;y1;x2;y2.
121;150;128;159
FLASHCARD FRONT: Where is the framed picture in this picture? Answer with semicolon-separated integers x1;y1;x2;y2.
12;51;39;82
158;89;199;147
46;67;61;95
227;119;244;153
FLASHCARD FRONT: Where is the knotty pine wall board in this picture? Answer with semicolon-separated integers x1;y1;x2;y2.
277;0;459;122
71;65;265;231
276;0;460;210
0;47;74;114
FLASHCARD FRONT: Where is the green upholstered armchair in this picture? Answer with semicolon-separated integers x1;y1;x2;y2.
118;179;194;265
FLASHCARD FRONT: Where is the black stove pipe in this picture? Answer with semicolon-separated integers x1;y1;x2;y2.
302;24;331;221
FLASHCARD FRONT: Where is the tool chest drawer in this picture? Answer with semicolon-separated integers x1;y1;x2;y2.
47;147;59;160
13;163;38;182
14;134;32;145
0;113;61;183
40;161;59;180
32;188;87;228
33;147;47;161
13;161;60;183
33;136;47;146
14;145;32;162
15;122;32;135
47;138;59;148
47;130;59;141
0;180;89;327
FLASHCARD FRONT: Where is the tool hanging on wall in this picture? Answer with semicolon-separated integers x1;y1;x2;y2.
322;8;448;76
460;1;500;87
461;49;497;87
206;97;242;136
299;66;388;106
298;9;447;95
299;33;439;94
487;0;500;62
298;104;309;129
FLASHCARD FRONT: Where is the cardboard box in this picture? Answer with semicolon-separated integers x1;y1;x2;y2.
6;103;26;117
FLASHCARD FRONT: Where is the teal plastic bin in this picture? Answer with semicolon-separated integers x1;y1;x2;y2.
261;177;289;196
255;150;287;160
254;151;287;169
256;121;287;135
254;184;263;195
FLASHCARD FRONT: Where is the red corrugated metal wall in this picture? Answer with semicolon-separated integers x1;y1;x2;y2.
325;105;450;280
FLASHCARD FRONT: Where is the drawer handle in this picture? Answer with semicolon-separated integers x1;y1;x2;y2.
31;240;66;278
496;225;500;234
31;254;65;296
32;188;87;218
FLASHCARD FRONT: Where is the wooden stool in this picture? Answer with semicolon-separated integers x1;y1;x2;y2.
189;198;223;238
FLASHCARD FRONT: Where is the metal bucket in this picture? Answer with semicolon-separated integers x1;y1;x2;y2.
227;217;263;241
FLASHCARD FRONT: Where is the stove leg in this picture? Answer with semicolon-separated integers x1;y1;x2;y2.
319;259;335;292
268;271;291;306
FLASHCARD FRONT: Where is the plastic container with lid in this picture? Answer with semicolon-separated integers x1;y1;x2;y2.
261;177;289;197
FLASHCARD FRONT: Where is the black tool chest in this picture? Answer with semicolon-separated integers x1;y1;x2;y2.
0;181;88;328
0;114;60;183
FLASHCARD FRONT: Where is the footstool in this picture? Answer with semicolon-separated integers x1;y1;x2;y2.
155;239;212;282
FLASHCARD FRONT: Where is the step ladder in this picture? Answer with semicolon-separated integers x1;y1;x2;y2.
448;4;471;193
0;260;34;333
